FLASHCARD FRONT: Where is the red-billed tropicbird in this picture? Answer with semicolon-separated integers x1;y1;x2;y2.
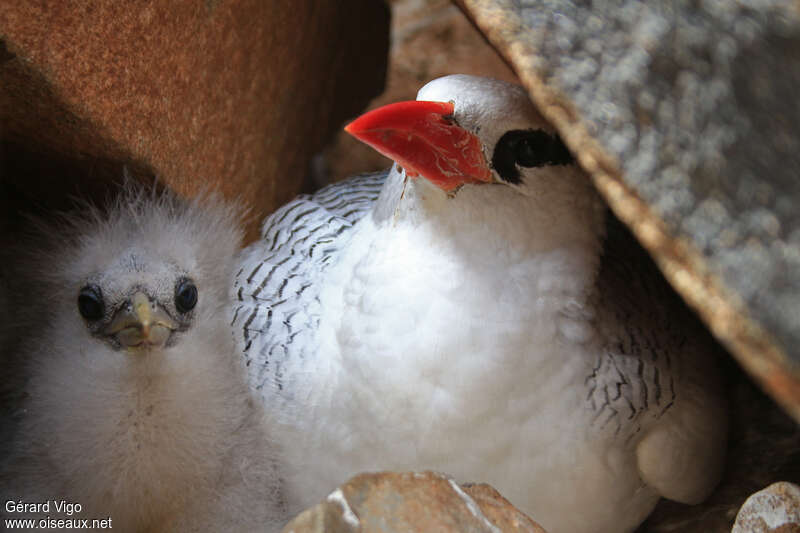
233;74;728;533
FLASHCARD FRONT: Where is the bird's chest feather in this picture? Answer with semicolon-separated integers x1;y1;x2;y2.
274;216;653;522
35;337;242;473
311;217;604;452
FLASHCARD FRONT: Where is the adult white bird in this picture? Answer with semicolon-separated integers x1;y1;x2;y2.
233;74;728;533
1;190;284;532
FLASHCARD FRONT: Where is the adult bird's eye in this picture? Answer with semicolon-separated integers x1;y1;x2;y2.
515;136;545;167
78;285;104;321
175;278;198;313
492;129;574;184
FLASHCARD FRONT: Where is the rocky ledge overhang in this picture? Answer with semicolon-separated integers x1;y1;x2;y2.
457;0;800;422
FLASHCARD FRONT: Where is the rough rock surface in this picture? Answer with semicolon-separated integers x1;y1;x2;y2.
0;0;389;241
282;471;546;533
457;0;800;420
732;482;800;533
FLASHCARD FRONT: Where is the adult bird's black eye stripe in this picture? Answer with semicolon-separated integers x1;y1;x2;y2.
492;129;574;184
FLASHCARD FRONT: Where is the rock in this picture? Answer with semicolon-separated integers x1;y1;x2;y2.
0;0;389;241
732;482;800;533
282;471;547;533
281;499;356;533
456;0;800;422
461;483;546;533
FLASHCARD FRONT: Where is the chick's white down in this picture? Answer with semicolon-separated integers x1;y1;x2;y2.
0;189;284;532
234;75;728;533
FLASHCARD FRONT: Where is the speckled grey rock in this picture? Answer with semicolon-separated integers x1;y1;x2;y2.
732;481;800;533
459;0;800;420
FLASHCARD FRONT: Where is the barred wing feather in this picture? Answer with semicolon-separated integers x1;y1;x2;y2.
232;172;386;396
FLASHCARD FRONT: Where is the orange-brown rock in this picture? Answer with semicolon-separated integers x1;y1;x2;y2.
282;471;547;533
0;1;389;241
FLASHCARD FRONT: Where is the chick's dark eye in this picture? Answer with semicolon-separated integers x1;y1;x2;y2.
78;285;104;321
492;129;574;184
175;279;197;313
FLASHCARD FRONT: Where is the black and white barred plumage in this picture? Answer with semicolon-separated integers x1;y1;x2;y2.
233;172;385;396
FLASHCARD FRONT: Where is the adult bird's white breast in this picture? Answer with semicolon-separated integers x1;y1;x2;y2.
234;74;728;533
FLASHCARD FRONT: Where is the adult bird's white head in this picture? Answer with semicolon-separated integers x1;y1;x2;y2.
346;74;575;192
345;74;604;261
